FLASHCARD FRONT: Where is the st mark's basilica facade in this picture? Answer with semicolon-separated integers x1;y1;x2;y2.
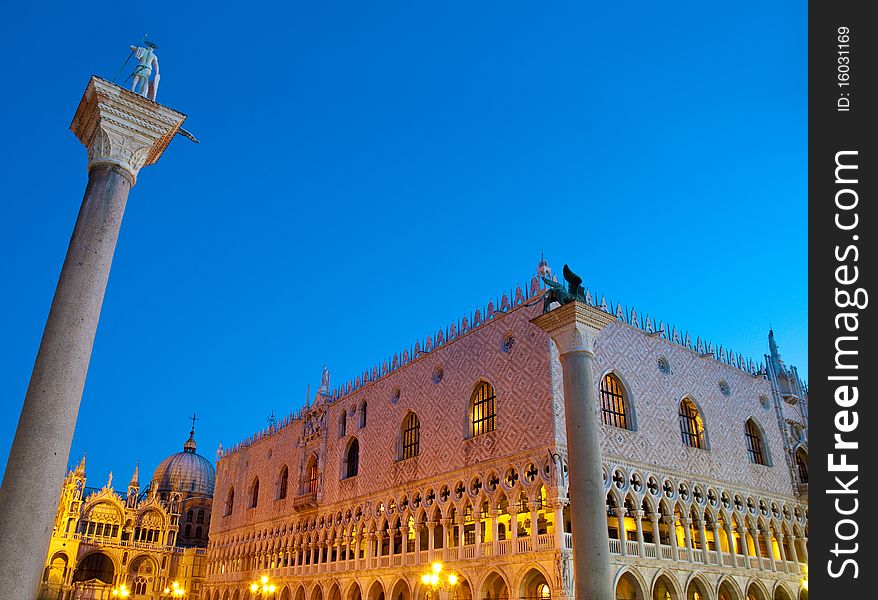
201;258;809;600
39;430;216;599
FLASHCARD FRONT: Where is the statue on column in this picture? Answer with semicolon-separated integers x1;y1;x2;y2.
537;264;586;313
129;41;160;100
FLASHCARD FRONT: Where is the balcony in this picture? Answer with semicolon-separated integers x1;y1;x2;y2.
292;492;318;511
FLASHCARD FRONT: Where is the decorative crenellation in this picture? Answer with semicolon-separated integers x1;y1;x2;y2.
219;261;780;461
70;76;186;183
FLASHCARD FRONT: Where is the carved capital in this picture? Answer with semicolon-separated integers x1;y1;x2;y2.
71;76;186;184
531;301;615;356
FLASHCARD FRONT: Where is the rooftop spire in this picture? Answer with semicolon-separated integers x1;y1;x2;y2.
129;462;140;487
74;453;86;477
537;252;552;279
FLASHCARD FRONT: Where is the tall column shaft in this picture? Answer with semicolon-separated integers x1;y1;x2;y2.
0;76;184;599
0;162;131;592
532;301;615;600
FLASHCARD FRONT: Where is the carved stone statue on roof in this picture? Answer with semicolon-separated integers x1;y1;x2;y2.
318;365;331;396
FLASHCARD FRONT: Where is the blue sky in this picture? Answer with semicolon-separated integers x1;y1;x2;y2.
0;1;806;486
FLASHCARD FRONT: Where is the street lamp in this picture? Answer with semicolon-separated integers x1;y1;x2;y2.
111;584;130;598
250;575;277;597
420;562;458;600
163;580;186;597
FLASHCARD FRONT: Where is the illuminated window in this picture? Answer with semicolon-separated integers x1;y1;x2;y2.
600;373;630;429
305;456;319;494
401;412;420;460
679;398;706;449
471;381;496;436
537;584;551;599
745;419;767;465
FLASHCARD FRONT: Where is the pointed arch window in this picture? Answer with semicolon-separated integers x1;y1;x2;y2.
679;398;706;449
224;487;235;516
795;448;808;484
359;401;368;429
249;478;259;508
344;439;360;479
401;412;420;460
277;465;289;499
470;381;496;436
599;373;630;430
305;456;319;494
745;419;767;465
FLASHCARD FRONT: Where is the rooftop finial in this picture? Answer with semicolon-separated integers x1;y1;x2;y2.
184;413;198;453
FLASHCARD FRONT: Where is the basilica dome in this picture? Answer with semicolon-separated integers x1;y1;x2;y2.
150;430;216;498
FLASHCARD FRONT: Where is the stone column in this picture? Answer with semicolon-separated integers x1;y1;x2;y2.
633;510;645;557
712;523;724;566
489;509;500;555
440;518;450;561
680;517;694;562
665;516;679;561
550;503;564;552
777;533;788;573
724;522;737;565
649;513;662;557
763;526;776;571
529;503;540;550
473;511;482;556
787;533;800;566
749;527;763;570
532;302;615;600
614;508;627;556
697;519;709;564
399;527;407;562
0;76;185;599
427;522;436;561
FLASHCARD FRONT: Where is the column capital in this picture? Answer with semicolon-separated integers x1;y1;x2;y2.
71;76;186;184
530;301;615;356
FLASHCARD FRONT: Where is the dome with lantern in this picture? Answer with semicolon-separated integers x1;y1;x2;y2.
150;428;215;499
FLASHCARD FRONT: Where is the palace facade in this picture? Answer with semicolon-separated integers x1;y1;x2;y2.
39;429;216;599
204;259;809;600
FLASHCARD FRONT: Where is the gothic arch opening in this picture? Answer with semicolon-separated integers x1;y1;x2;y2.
519;568;550;600
652;573;679;600
481;570;510;600
616;570;645;600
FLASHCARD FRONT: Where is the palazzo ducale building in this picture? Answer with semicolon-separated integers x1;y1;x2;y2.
202;257;808;600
